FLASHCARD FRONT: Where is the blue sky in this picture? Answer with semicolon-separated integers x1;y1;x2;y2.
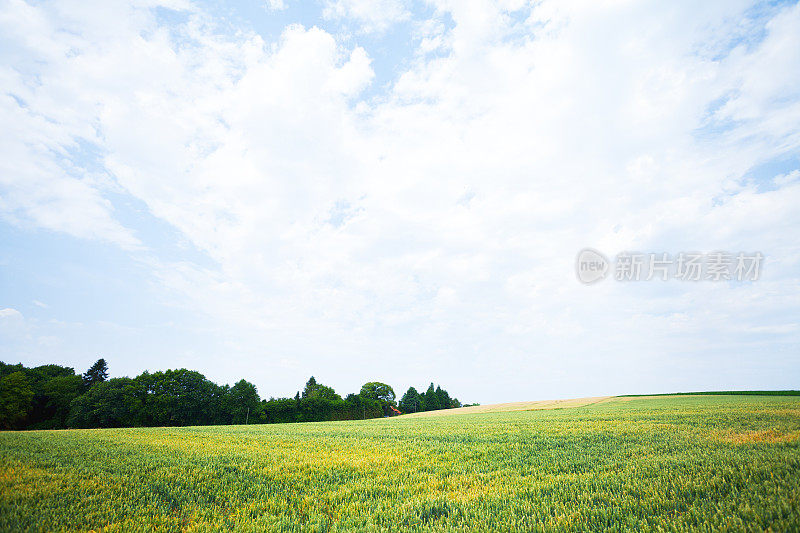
1;0;799;404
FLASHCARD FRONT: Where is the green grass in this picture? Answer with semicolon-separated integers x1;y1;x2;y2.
619;390;800;397
1;395;799;532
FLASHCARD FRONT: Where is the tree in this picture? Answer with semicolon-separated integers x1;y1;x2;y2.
345;393;382;420
42;374;84;428
360;382;397;416
26;364;75;386
301;376;318;398
359;382;396;404
137;369;219;426
228;379;260;424
20;364;77;429
83;358;108;388
422;383;440;411
262;397;299;424
302;377;342;401
0;358;472;429
0;362;24;380
0;371;34;429
316;385;341;401
67;378;144;428
399;387;422;413
435;385;452;410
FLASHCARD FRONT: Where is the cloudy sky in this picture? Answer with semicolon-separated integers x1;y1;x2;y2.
1;0;798;404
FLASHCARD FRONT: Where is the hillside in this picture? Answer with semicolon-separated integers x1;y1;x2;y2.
402;391;800;417
2;394;798;531
401;395;612;417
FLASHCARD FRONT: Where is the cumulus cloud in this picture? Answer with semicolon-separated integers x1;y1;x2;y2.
0;0;798;400
323;0;410;34
266;0;287;10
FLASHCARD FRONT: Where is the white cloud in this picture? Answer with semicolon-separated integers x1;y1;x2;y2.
323;0;410;34
0;308;27;345
0;308;22;319
0;0;146;249
266;0;287;10
0;0;798;400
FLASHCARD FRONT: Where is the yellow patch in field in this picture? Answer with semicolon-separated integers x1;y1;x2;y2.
0;463;66;496
718;429;800;445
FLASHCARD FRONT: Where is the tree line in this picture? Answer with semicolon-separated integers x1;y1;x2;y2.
0;359;469;430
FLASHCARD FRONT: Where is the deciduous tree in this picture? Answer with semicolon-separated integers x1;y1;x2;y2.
0;371;33;429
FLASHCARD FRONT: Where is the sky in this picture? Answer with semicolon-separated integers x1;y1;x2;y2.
1;0;799;404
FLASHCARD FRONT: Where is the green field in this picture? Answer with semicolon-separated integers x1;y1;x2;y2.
1;395;799;532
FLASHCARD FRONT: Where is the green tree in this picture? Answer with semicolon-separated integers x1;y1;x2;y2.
345;393;382;420
302;377;342;401
262;397;300;424
435;385;452;409
82;358;108;388
19;364;77;429
399;387;422;413
137;369;219;426
27;364;75;385
359;382;396;404
301;376;318;398
0;362;24;379
317;385;341;401
0;371;34;429
42;374;84;428
422;383;440;411
360;382;396;416
228;379;261;424
67;377;144;428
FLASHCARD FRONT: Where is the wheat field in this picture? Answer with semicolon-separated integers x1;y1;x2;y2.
1;395;799;531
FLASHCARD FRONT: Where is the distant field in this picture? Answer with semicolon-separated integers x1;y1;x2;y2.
2;395;799;531
619;390;800;397
401;395;611;417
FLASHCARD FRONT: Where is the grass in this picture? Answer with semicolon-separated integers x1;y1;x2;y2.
619;390;800;397
401;396;610;418
1;395;799;531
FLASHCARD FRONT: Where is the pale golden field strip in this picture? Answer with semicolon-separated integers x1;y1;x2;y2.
402;396;612;417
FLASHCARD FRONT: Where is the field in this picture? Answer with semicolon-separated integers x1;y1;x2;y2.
1;395;799;531
401;396;611;418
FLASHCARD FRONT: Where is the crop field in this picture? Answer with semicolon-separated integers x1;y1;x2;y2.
401;396;612;418
1;395;799;532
